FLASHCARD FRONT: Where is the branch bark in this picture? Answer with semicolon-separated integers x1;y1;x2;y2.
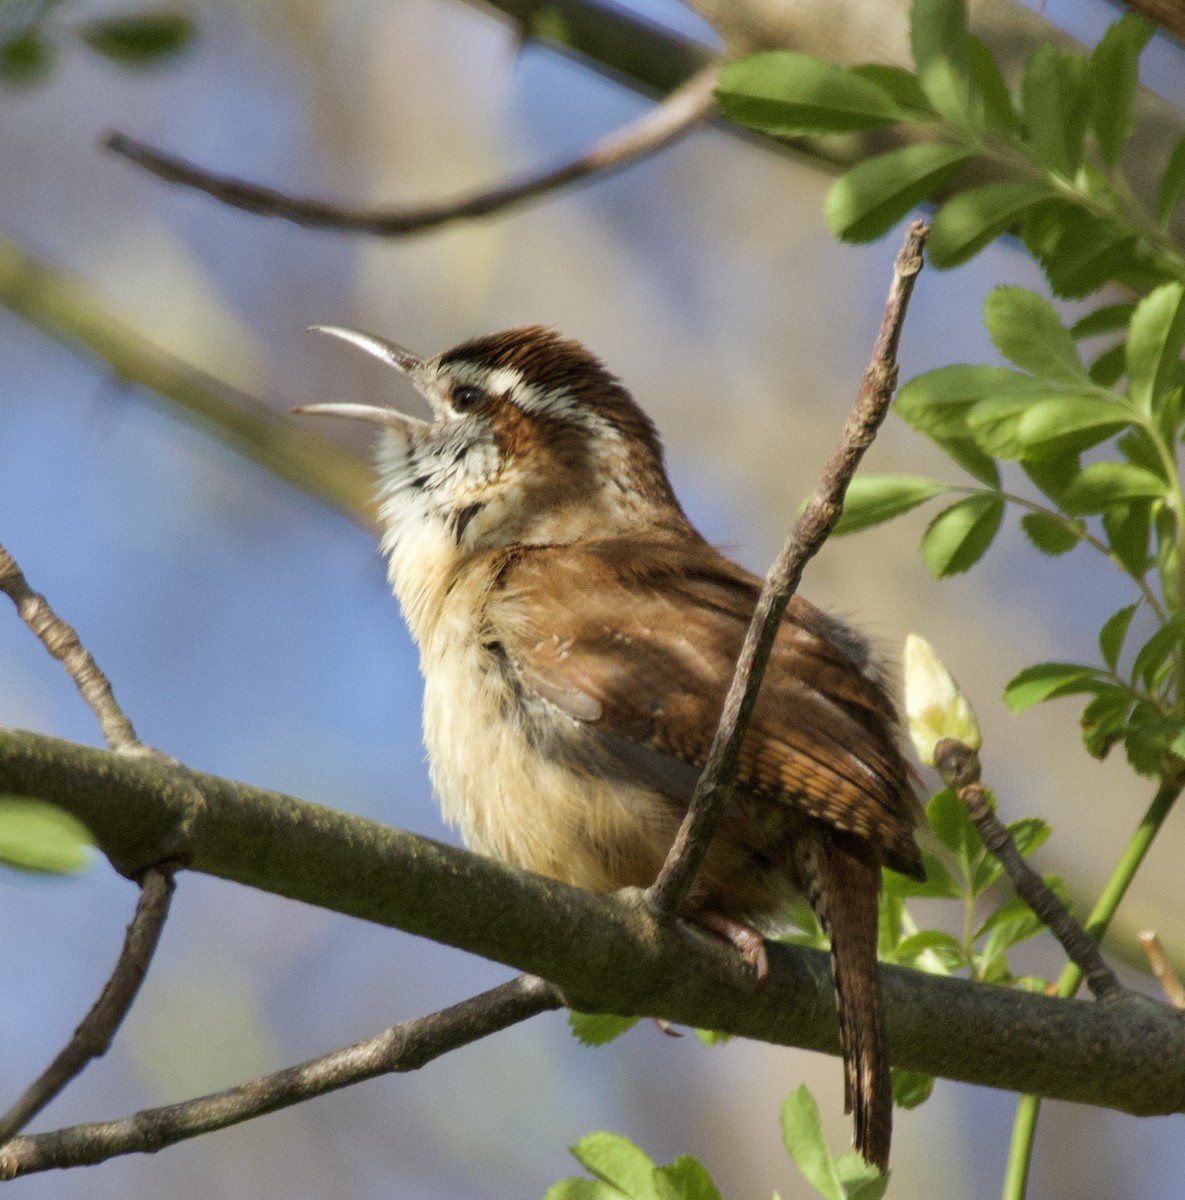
1;726;1181;1119
0;973;560;1177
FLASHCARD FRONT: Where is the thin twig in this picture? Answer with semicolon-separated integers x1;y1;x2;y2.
933;738;1126;1004
647;220;930;917
0;870;175;1146
0;542;181;1143
102;62;720;236
0;974;561;1177
1138;931;1185;1008
0;542;139;752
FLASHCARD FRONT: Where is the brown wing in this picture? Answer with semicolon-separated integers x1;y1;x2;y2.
493;537;923;878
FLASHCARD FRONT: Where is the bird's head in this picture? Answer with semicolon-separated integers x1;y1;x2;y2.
299;325;692;560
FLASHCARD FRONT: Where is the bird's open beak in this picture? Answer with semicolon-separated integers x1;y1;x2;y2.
293;325;429;430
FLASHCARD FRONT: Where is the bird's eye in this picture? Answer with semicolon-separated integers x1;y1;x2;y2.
451;384;485;413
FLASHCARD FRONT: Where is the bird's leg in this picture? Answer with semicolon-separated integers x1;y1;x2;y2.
691;911;770;984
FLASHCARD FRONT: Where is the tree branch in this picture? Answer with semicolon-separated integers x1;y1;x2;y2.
102;63;720;236
0;543;140;752
648;220;928;916
0;543;180;1143
0;973;560;1177
0;870;175;1148
1;726;1181;1118
933;738;1125;1005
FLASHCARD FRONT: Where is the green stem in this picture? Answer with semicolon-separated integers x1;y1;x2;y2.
1000;775;1184;1200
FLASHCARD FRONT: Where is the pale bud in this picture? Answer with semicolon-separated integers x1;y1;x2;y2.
902;633;981;767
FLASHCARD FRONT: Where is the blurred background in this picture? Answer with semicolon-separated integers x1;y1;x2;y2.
2;0;1184;1196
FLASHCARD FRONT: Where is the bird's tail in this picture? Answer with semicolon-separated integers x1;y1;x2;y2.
799;828;891;1172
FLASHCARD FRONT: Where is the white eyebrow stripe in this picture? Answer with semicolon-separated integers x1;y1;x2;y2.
445;360;624;445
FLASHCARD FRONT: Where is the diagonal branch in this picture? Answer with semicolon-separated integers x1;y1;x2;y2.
0;543;140;753
646;219;929;918
933;737;1126;1005
0;870;175;1147
0;973;560;1177
102;62;721;237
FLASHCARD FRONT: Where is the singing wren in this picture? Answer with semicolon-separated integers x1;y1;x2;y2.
299;324;923;1170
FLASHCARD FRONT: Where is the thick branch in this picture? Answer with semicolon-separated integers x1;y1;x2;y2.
0;974;559;1177
103;64;720;236
1;727;1181;1118
648;221;927;914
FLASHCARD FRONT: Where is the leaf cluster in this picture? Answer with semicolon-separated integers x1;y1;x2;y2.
545;1089;890;1200
1;2;194;87
717;1;1179;293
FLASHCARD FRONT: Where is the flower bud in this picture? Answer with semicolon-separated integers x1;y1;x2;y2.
902;633;981;767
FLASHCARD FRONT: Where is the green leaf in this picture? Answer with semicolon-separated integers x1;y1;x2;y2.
825;143;971;242
1022;452;1080;505
569;1012;640;1046
1007;816;1052;858
0;797;92;875
894;929;966;972
920;494;1003;576
571;1133;658;1200
1099;603;1140;671
928;182;1053;267
1126;282;1185;416
544;1179;620;1200
1022;204;1139;300
886;848;962;899
1156;134;1185;228
983;287;1086;383
1015;396;1130;458
1059;463;1168;514
1021;45;1089;177
1070;303;1135;339
716;53;905;136
653;1158;722;1200
835;1153;891;1200
1130;614;1185;687
1081;688;1133;759
1102;500;1153;575
0;31;56;86
1088;14;1154;165
926;787;978;872
1089;343;1127;387
890;1069;935;1110
964;395;1033;459
848;64;932;114
896;364;1050;440
1003;662;1101;712
966;34;1016;137
910;0;972;124
76;12;194;67
936;437;1000;486
833;475;950;534
1020;511;1079;557
781;1085;846;1200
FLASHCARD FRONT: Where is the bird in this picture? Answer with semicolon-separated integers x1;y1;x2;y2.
298;323;924;1171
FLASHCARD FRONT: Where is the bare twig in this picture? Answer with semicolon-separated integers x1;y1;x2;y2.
103;62;720;237
0;542;139;752
0;974;560;1177
0;870;175;1146
646;220;929;917
0;542;181;1143
933;738;1126;1005
1138;932;1185;1008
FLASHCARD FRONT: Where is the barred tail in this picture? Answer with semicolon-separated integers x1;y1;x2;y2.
799;829;892;1171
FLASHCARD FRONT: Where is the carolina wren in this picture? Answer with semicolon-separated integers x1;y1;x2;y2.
300;325;923;1170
